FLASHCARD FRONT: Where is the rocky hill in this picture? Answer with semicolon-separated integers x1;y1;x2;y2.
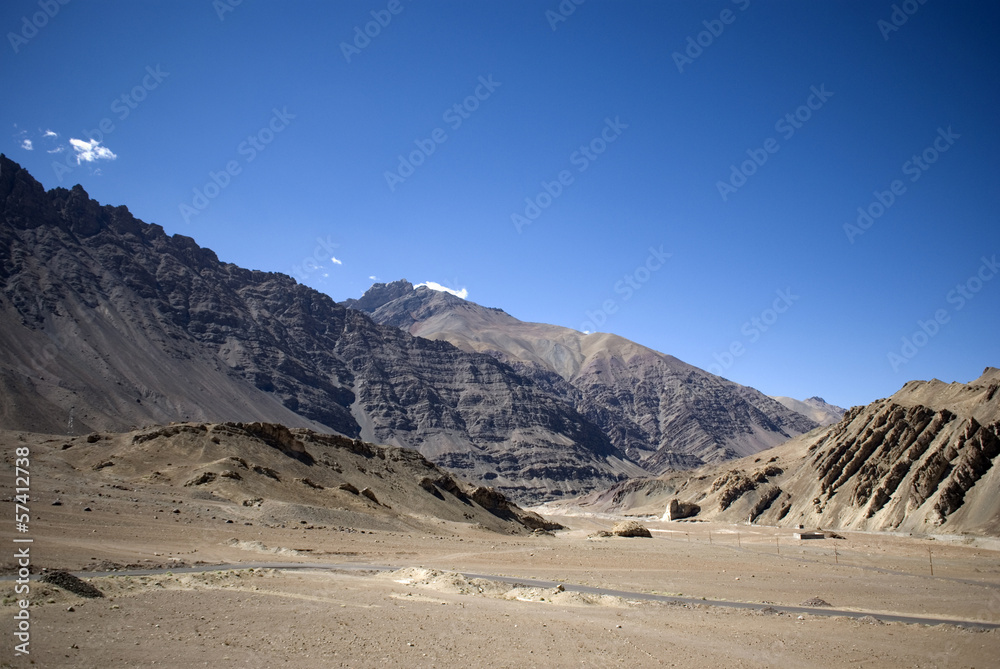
345;280;818;472
0;422;560;534
559;368;1000;537
0;155;643;503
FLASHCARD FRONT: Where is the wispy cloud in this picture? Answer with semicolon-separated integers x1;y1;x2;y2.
43;130;57;138
20;139;32;150
369;275;377;280
416;281;468;299
69;138;117;164
330;256;343;265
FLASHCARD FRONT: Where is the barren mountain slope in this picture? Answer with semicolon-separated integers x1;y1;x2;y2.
0;422;558;534
0;155;638;503
770;395;846;426
346;280;818;471
560;368;1000;537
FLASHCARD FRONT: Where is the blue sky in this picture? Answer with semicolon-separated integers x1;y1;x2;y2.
3;0;998;409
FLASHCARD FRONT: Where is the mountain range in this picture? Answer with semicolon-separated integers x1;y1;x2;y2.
1;155;822;502
344;280;820;471
561;368;1000;536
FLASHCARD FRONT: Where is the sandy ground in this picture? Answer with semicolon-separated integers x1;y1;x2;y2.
2;433;999;667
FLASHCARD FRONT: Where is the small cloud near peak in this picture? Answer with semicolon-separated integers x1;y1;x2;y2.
69;138;117;164
415;281;468;300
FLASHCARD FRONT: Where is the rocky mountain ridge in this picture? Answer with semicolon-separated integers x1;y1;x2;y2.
558;368;1000;536
345;280;819;472
769;395;846;426
0;155;642;503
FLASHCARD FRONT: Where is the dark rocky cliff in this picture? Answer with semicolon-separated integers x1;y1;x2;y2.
0;155;632;503
345;280;818;473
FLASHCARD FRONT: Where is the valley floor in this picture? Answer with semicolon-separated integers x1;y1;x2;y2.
3;493;999;668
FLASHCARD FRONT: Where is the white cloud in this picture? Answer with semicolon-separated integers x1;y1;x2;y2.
43;130;57;138
415;281;468;299
69;138;117;164
369;275;377;280
20;139;32;150
330;257;342;265
47;146;64;154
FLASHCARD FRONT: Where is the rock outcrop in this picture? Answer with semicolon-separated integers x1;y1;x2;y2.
563;369;1000;537
663;498;700;521
610;520;652;538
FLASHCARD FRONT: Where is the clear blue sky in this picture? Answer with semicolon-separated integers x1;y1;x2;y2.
3;0;998;409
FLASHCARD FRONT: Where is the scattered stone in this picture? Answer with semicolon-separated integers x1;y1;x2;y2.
338;483;360;495
52;500;62;506
800;597;832;607
92;460;114;471
219;470;242;480
295;477;324;489
857;615;885;625
184;472;217;487
252;465;281;481
360;487;380;505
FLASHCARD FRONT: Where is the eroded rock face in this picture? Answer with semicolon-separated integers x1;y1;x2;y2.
0;156;629;503
344;280;819;473
570;370;1000;537
664;498;700;521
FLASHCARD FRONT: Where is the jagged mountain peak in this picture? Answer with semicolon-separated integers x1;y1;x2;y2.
770;396;846;427
342;279;415;312
0;157;637;503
